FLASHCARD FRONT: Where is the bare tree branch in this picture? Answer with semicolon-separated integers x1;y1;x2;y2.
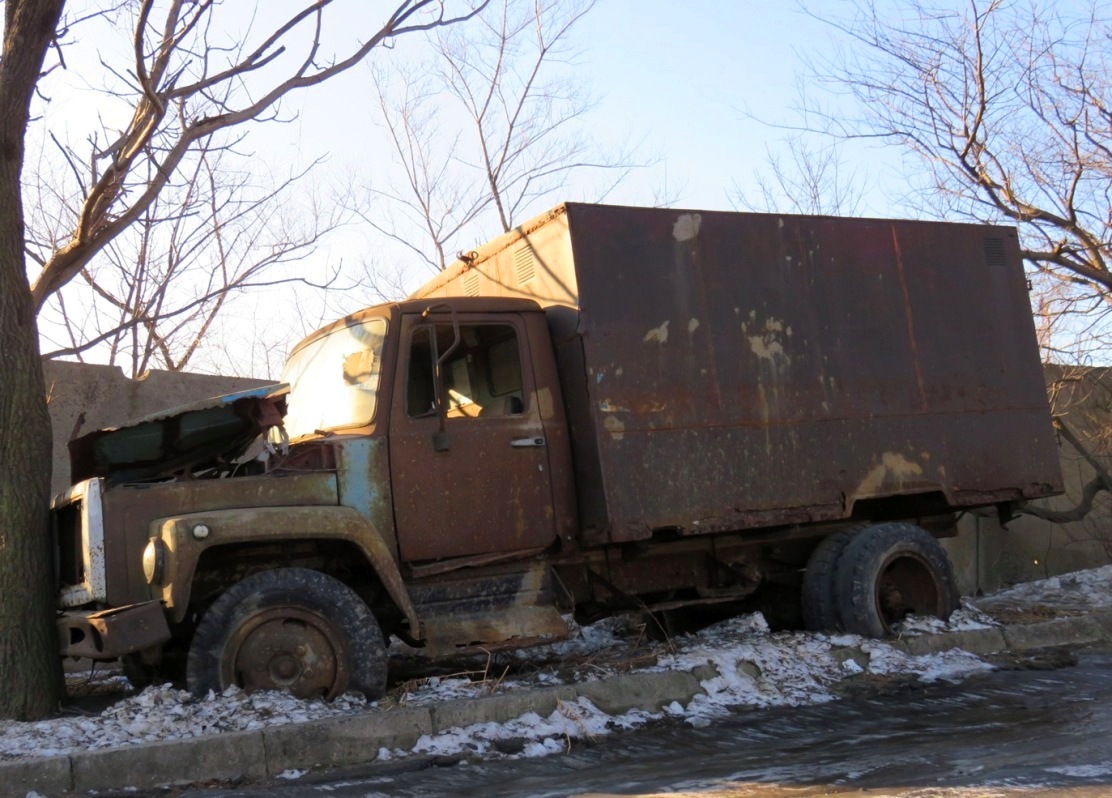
788;1;1112;361
27;0;489;312
357;0;640;282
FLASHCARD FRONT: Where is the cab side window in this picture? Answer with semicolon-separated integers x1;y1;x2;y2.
406;323;524;419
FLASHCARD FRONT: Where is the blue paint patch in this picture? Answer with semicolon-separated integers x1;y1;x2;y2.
336;437;387;525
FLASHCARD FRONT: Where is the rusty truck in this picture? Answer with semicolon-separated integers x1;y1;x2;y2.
52;203;1063;699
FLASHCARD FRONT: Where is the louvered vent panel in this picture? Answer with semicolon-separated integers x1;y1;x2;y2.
514;244;536;285
464;271;481;297
983;237;1006;268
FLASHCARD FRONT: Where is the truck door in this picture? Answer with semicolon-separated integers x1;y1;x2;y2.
388;313;558;562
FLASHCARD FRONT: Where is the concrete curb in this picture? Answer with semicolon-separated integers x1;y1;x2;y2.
890;626;1007;656
5;612;1112;798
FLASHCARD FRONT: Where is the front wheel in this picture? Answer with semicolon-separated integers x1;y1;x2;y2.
186;568;388;700
834;522;959;638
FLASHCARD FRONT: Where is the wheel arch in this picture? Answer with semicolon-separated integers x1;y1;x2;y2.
848;490;955;525
148;505;420;635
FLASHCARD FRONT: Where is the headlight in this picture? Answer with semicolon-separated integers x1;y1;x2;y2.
142;537;167;585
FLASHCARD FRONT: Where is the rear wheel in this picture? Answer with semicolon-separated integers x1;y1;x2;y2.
834;522;958;638
186;568;387;700
801;527;861;632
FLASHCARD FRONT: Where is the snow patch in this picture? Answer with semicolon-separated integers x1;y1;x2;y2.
3;566;1108;768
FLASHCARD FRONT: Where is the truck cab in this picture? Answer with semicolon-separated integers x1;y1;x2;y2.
54;297;577;699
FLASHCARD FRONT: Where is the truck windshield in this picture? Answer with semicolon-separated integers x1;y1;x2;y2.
281;317;388;439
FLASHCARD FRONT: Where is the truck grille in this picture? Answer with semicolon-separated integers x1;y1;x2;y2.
53;500;84;589
51;478;106;607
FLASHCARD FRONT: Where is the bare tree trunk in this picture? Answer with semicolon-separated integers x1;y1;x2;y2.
0;245;60;721
0;0;67;720
1;0;486;721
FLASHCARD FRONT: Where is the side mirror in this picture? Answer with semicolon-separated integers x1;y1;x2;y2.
422;303;462;453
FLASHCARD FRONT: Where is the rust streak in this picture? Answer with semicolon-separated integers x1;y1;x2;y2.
891;226;928;410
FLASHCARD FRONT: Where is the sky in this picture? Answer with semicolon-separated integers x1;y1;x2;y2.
21;1;984;376
286;1;890;213
238;0;904;371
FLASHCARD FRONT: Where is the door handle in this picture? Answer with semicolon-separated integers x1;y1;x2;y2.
511;437;546;448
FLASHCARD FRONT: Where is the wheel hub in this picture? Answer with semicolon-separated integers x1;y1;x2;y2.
877;553;943;629
221;607;350;699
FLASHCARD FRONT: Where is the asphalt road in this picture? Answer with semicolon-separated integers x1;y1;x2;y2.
183;647;1112;798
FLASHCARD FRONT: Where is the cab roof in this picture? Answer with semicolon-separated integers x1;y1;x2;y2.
289;295;546;359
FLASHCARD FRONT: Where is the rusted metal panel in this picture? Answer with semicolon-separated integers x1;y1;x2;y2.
408;561;569;655
100;472;340;607
387;311;561;562
414;204;1062;543
57;600;170;659
150;505;419;632
521;310;580;552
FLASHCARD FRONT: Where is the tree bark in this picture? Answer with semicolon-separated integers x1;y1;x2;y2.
0;0;67;720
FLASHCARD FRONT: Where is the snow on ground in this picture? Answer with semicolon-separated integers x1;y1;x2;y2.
1;566;1107;772
890;603;999;636
971;564;1112;616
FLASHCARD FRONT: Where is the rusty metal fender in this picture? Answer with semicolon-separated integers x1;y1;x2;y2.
149;505;420;636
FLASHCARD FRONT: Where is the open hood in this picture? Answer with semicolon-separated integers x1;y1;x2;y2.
69;384;290;486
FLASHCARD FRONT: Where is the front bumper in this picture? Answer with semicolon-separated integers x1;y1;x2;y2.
57;601;171;659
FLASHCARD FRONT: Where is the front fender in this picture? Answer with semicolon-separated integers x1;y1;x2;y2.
149;505;419;635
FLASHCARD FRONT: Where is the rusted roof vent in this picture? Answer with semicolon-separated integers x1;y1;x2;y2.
514;243;536;285
983;237;1006;268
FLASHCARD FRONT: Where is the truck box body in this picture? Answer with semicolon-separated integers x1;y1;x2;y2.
414;203;1062;544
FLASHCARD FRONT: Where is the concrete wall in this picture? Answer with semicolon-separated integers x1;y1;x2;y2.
45;361;271;496
943;364;1112;595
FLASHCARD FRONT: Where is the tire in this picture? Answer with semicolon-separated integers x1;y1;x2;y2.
186;568;388;700
801;527;860;632
834;522;959;638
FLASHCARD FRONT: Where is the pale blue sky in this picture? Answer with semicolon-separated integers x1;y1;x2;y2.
282;2;898;287
575;1;848;208
31;1;908;375
32;0;1022;375
286;2;886;214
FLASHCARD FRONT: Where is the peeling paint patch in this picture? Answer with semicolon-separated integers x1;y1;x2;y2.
688;318;700;336
742;316;790;362
856;453;925;498
599;399;630;413
748;335;785;360
603;415;625;440
536;387;555;419
673;213;702;242
643;321;670;344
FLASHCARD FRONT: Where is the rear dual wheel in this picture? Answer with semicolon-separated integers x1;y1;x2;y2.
802;522;958;637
